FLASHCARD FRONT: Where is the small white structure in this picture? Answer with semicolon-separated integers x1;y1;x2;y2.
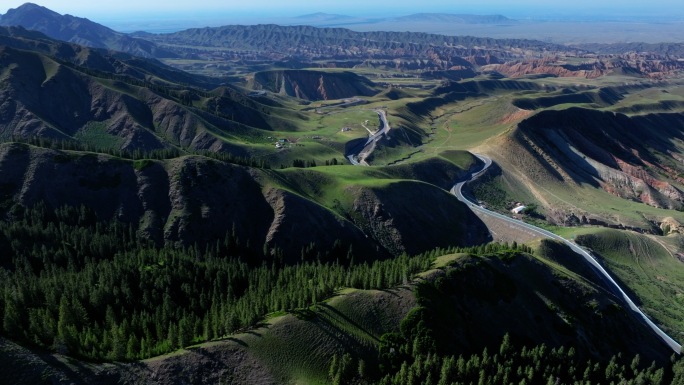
511;205;527;214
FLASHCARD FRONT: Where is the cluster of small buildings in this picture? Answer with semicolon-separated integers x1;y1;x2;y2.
275;138;288;149
267;137;289;149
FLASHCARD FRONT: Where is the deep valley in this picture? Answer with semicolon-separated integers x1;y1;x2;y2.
2;2;684;384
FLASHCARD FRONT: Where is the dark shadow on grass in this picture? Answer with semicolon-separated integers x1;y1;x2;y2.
318;303;380;343
305;311;375;356
377;288;400;297
37;353;124;385
224;337;248;347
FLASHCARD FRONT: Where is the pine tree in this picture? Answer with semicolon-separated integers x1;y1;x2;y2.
56;296;77;353
2;293;22;337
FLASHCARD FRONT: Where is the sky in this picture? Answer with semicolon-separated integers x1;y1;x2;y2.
3;0;684;21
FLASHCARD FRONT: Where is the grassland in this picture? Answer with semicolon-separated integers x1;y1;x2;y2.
574;229;684;340
74;122;125;150
260;155;471;222
249;72;684;233
235;70;684;236
424;77;684;230
160;285;417;385
246;71;684;353
471;160;684;230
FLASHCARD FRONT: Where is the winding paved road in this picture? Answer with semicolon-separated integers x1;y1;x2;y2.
451;154;682;354
347;109;391;166
342;109;680;353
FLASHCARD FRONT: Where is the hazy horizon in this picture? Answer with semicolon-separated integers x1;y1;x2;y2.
2;1;684;43
3;0;684;23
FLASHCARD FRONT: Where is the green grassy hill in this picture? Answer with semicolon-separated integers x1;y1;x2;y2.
2;244;677;384
575;229;684;340
3;11;684;384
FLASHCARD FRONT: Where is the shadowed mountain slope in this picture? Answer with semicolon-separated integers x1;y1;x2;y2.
0;29;307;153
514;108;684;210
0;3;174;58
0;26;217;88
0;143;489;260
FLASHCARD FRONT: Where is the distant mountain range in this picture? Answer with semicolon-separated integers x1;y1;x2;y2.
294;12;362;22
290;12;516;27
391;13;515;23
2;4;684;385
0;3;175;58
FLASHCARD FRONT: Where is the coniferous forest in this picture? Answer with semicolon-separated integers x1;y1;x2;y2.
0;203;434;361
328;246;684;385
330;336;684;385
3;203;684;384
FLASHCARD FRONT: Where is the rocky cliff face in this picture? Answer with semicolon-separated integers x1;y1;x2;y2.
252;70;377;100
484;58;607;78
483;55;684;79
509;108;684;222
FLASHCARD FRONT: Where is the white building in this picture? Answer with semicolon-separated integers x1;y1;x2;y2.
511;205;527;214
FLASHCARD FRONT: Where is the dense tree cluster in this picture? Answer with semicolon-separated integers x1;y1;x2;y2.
330;338;683;384
328;244;684;385
7;138;271;169
370;336;678;385
0;203;436;361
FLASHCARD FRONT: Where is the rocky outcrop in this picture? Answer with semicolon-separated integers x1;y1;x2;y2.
483;55;684;79
483;58;607;78
514;108;684;211
251;70;377;101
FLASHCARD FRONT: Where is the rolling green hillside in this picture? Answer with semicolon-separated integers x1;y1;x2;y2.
429;76;684;233
2;244;680;384
0;143;489;261
3;6;684;384
0;26;214;88
0;29;317;159
575;229;684;340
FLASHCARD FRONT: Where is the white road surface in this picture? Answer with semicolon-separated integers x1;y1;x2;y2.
451;154;682;354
